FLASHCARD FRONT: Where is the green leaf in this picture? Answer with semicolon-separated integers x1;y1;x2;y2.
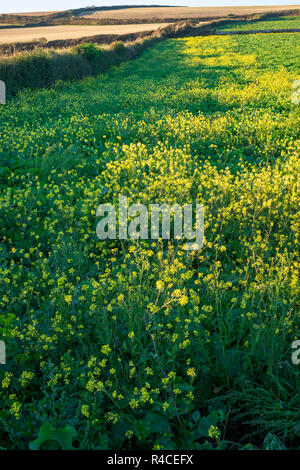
192;411;201;423
194;417;211;438
263;433;285;450
29;422;77;450
143;412;169;434
294;421;300;436
194;409;223;439
207;410;220;426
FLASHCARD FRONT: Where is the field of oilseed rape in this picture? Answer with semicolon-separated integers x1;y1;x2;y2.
0;32;299;451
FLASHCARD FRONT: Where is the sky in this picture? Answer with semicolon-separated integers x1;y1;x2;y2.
1;0;299;14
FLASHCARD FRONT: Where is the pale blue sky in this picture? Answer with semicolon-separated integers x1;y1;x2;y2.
1;1;299;14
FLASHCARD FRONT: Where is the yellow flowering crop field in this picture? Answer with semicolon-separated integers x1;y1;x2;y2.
0;33;299;450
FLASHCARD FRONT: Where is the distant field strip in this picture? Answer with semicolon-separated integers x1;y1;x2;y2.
79;6;300;20
0;23;166;44
217;15;300;31
216;29;300;36
7;11;58;16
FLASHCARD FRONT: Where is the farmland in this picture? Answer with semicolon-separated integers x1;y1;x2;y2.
2;5;299;28
78;5;300;21
217;15;300;31
0;23;166;44
7;11;59;17
0;31;299;451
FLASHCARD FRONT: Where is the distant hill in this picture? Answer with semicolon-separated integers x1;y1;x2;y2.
1;5;299;26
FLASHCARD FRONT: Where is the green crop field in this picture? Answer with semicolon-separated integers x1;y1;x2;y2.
217;15;300;31
0;33;299;450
